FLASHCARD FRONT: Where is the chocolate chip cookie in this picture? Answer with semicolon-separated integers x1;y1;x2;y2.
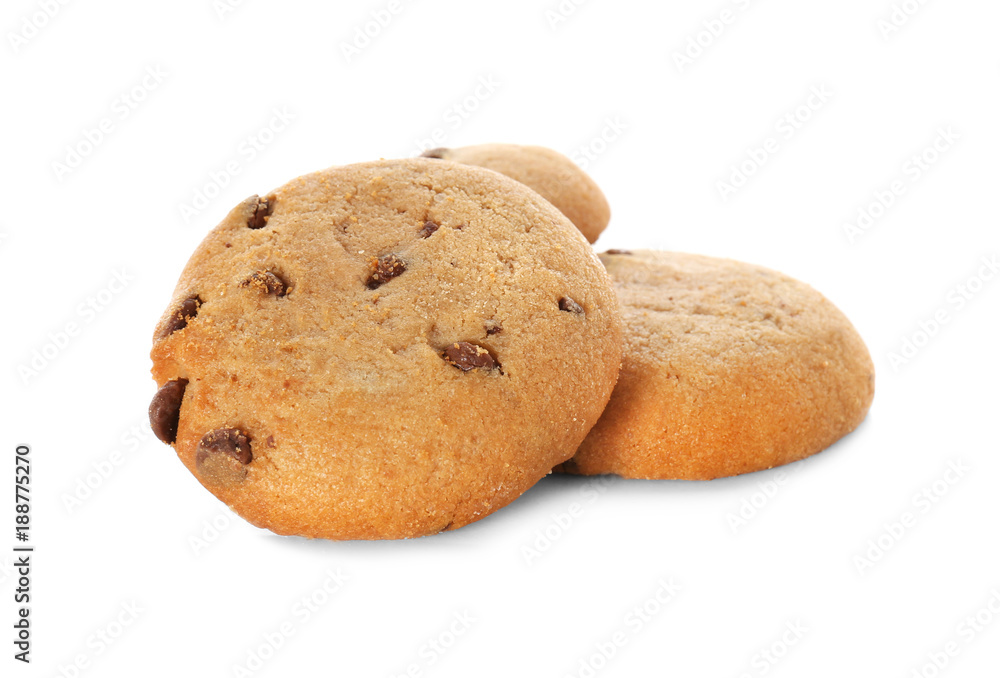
149;158;624;540
421;144;611;243
558;250;874;480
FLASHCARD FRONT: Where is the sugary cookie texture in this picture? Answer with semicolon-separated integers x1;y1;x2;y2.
558;250;875;480
149;159;624;540
421;144;611;244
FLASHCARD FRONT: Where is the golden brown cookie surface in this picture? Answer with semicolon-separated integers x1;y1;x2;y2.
421;144;611;243
559;250;874;480
150;159;624;539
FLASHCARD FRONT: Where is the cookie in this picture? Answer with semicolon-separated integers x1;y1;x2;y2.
149;158;624;540
421;144;611;244
558;250;874;480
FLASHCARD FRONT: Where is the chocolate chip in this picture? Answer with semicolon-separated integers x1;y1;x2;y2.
443;342;498;372
248;195;273;229
419;220;440;238
196;428;252;467
241;271;287;297
149;379;188;444
162;295;201;336
421;148;449;159
485;321;503;336
366;254;407;289
559;297;584;315
604;249;632;255
266;435;276;448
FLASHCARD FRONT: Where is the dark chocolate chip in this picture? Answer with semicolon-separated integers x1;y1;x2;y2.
420;148;449;159
559;297;585;315
162;296;201;336
241;270;287;297
149;379;188;444
443;342;498;372
196;428;252;467
266;435;276;448
366;254;407;289
419;220;440;238
248;196;273;229
604;249;632;255
485;321;503;336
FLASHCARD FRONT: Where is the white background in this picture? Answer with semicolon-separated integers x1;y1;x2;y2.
3;0;999;676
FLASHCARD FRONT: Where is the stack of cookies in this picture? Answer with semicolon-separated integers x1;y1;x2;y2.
149;145;874;540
